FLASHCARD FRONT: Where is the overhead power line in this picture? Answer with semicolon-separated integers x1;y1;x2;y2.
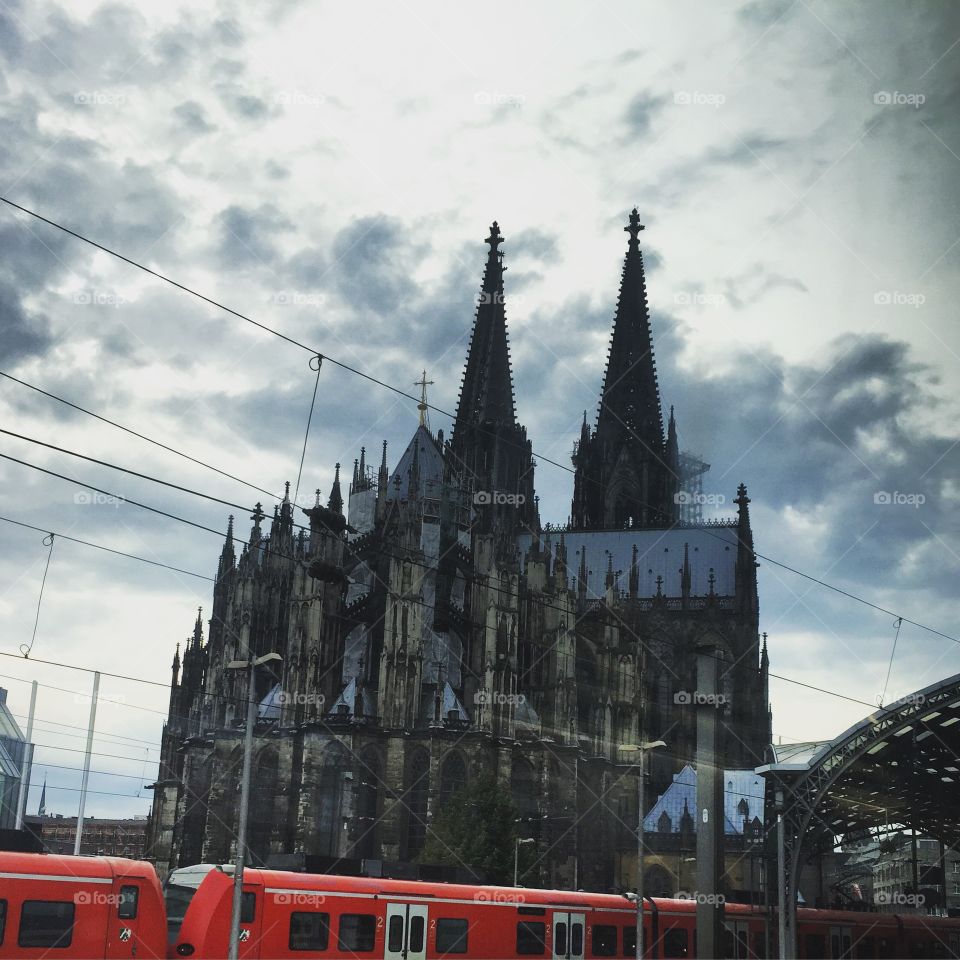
0;368;279;501
0;514;212;581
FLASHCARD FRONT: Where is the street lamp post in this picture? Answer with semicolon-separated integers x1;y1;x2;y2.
621;741;667;960
226;652;282;960
515;836;535;887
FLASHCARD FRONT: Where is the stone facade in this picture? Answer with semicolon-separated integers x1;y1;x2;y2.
145;213;771;891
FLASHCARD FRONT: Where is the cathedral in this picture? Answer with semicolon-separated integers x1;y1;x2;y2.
145;211;771;891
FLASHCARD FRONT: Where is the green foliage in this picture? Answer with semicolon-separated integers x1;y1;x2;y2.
420;774;536;886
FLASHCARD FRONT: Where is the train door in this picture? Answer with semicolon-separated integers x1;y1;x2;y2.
724;920;751;959
552;911;585;960
829;926;852;960
104;877;142;958
384;902;428;960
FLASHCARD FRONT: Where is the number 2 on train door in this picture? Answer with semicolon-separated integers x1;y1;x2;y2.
384;902;428;960
552;912;585;960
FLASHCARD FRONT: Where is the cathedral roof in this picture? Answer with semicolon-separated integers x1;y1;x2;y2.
518;525;740;598
386;424;444;502
642;763;766;835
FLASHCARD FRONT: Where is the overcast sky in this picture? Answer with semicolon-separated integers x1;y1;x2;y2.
1;0;958;819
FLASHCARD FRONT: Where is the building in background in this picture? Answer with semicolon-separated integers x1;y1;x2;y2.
146;213;771;890
0;688;28;830
24;814;149;857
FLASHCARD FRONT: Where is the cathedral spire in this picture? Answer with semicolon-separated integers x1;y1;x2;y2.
192;607;203;648
328;463;343;515
596;208;663;451
452;222;517;435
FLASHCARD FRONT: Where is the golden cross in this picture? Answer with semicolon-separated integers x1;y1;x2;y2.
415;369;434;427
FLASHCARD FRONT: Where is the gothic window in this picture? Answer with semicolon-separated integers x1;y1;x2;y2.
439;752;467;807
248;749;278;866
316;742;350;857
737;798;750;820
403;749;430;860
511;758;538;826
657;810;672;834
644;864;673;898
354;748;382;861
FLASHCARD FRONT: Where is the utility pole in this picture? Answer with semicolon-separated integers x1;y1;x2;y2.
695;646;723;959
74;672;100;855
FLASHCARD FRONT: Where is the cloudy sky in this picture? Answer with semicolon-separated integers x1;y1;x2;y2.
1;0;958;819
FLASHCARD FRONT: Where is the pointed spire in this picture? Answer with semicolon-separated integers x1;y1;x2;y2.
452;221;517;434
359;446;366;478
218;515;236;579
193;607;203;648
172;641;181;679
596;209;663;447
328;463;343;514
629;543;639;598
249;502;265;547
680;542;691;600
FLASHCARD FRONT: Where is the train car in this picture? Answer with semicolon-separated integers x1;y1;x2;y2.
168;866;960;960
0;850;166;959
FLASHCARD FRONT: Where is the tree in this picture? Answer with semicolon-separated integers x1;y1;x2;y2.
420;774;537;886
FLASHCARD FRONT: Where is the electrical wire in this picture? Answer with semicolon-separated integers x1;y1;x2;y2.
0;514;213;581
20;531;54;658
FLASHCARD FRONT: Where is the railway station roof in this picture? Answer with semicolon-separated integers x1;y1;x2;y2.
757;671;960;847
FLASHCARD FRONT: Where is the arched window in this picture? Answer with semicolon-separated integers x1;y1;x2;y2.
248;749;278;866
439;752;467;806
511;758;538;824
316;742;350;857
403;750;430;860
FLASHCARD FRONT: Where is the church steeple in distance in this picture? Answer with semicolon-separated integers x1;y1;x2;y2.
572;210;680;530
448;222;536;534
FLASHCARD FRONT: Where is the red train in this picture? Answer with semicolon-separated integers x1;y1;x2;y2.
2;851;960;959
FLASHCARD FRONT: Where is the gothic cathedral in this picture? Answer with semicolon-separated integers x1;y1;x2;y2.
146;211;771;891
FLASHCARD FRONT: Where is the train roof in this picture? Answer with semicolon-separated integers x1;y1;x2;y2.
0;850;159;882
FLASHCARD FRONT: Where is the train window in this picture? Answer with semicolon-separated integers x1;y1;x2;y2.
593;924;617;956
436;918;469;954
518;907;547;916
856;936;875;959
806;934;827;959
338;914;376;952
118;886;139;920
289;911;330;951
18;901;75;949
517;920;547;955
0;899;5;945
409;915;425;953
664;928;689;958
571;921;583;957
388;915;404;952
555;921;568;956
241;892;256;923
623;925;636;957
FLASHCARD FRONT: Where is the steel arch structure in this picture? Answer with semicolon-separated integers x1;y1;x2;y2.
757;671;960;958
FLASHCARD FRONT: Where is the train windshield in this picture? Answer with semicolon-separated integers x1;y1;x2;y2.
164;884;197;944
